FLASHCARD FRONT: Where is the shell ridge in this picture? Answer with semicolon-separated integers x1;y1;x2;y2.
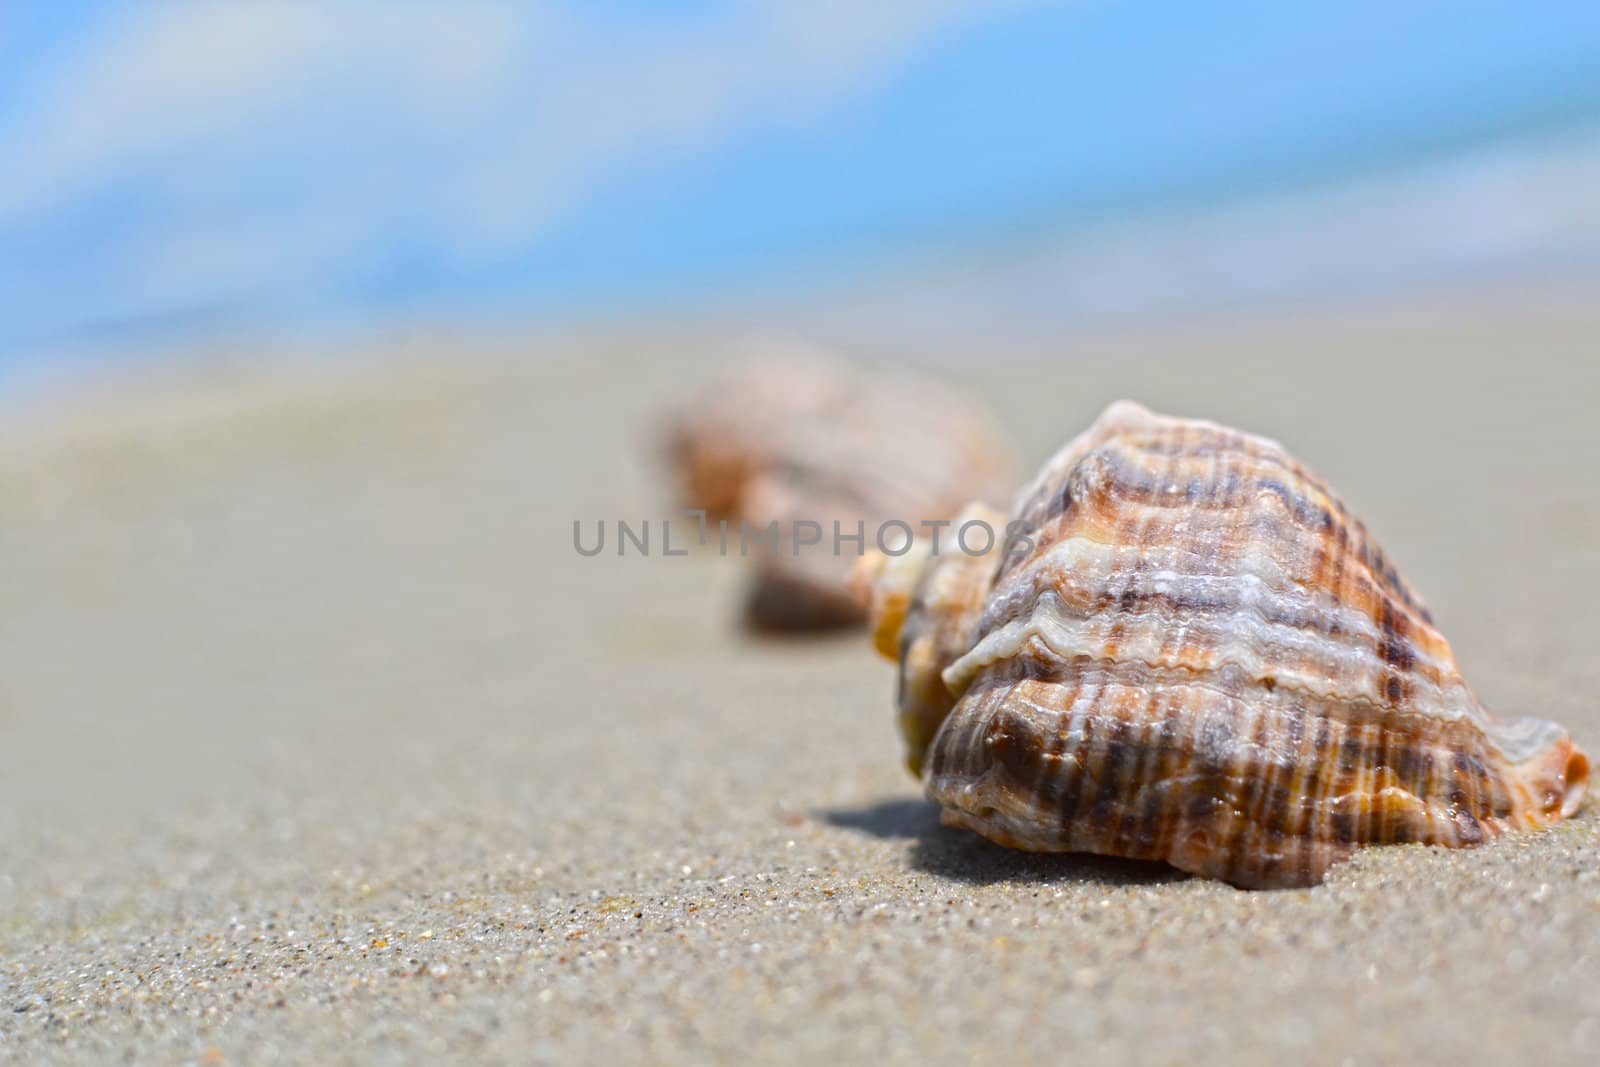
1019;416;1442;637
947;585;1474;724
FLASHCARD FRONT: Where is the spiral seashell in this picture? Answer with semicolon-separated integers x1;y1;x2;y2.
854;400;1590;887
661;350;1015;630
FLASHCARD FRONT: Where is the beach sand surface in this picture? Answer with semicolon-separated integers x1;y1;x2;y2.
2;288;1598;1064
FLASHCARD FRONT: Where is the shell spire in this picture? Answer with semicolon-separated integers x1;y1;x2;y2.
855;400;1590;887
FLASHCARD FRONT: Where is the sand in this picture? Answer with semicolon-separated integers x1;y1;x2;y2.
2;287;1598;1065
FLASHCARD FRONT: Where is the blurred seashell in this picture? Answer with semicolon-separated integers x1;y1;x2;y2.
661;347;1015;630
855;400;1589;887
660;350;854;523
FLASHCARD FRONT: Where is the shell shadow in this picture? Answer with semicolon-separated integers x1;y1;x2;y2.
821;797;1187;888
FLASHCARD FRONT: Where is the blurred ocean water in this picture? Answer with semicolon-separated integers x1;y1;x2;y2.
807;122;1600;344
1;2;1598;372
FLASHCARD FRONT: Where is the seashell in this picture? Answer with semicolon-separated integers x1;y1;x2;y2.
662;350;1015;630
661;353;854;524
854;400;1590;887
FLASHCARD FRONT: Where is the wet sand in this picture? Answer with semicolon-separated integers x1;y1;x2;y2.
2;287;1598;1064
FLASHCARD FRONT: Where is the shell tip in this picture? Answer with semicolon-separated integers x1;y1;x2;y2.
851;544;931;661
1561;747;1591;818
